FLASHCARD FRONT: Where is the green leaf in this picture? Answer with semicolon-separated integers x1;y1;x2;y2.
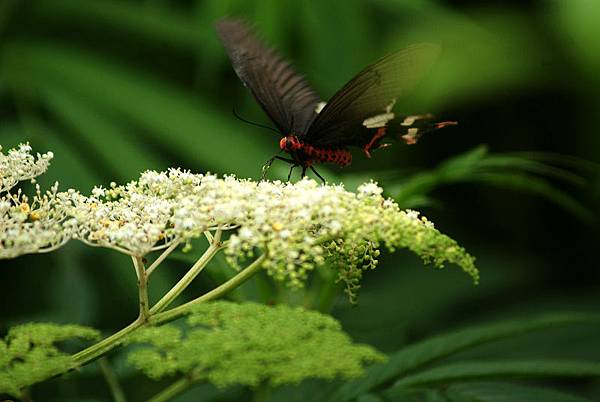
386;146;593;219
438;145;490;173
475;155;586;186
444;382;594;402
393;360;600;388
323;313;600;402
467;172;592;221
0;323;100;398
127;301;385;389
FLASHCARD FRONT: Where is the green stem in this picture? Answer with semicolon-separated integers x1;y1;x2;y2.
72;253;265;366
151;254;266;325
98;357;127;402
145;375;197;402
146;240;181;277
72;317;144;365
69;243;264;386
149;230;223;314
312;266;340;313
133;256;150;321
72;255;150;366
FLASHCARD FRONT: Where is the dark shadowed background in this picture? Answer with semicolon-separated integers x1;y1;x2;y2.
1;0;599;401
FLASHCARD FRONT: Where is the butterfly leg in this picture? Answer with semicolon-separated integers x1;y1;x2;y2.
278;157;299;181
262;156;297;180
310;166;326;184
287;164;298;181
261;156;276;180
363;127;387;158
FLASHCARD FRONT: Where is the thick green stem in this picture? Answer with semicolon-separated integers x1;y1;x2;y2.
72;255;151;365
73;253;265;367
151;254;266;325
68;239;265;387
133;256;150;321
311;266;340;313
149;230;223;314
71;317;144;365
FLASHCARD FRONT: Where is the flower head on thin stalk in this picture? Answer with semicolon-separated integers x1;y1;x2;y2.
65;169;478;296
223;179;479;300
59;169;255;256
0;143;53;193
59;181;178;257
1;144;478;301
0;144;75;259
0;183;77;259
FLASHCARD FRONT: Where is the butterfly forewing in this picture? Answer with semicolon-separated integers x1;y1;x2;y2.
305;44;440;147
216;19;322;135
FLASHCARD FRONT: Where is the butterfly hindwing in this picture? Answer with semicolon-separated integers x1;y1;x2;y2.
304;44;441;148
216;19;322;135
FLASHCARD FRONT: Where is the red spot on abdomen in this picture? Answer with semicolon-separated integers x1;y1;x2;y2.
301;143;352;166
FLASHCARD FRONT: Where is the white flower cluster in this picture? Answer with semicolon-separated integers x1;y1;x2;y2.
0;143;53;192
58;169;255;256
0;183;76;259
0;144;478;295
54;168;478;291
0;144;73;259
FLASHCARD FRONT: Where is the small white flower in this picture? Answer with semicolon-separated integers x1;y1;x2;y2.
405;210;420;220
328;220;342;233
91;186;105;198
238;227;254;240
357;182;383;197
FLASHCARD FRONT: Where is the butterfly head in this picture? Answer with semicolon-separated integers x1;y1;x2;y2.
279;135;302;152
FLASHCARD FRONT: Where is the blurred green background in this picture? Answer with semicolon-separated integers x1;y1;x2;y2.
1;0;600;401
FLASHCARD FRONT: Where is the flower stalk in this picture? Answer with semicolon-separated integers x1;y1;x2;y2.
133;256;150;321
146;240;181;277
71;251;267;368
149;228;224;314
151;253;267;325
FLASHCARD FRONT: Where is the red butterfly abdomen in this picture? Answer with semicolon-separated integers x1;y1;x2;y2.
302;143;352;166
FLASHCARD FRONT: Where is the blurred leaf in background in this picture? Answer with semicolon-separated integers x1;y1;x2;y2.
1;0;599;400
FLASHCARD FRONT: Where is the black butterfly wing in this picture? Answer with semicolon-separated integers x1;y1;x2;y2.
216;19;322;135
304;44;441;148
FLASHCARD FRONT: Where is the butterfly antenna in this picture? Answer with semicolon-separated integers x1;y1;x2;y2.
232;108;280;134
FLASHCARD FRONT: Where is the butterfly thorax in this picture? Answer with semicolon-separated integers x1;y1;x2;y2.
279;135;352;166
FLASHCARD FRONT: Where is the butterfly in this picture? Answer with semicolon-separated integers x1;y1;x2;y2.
216;18;456;182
